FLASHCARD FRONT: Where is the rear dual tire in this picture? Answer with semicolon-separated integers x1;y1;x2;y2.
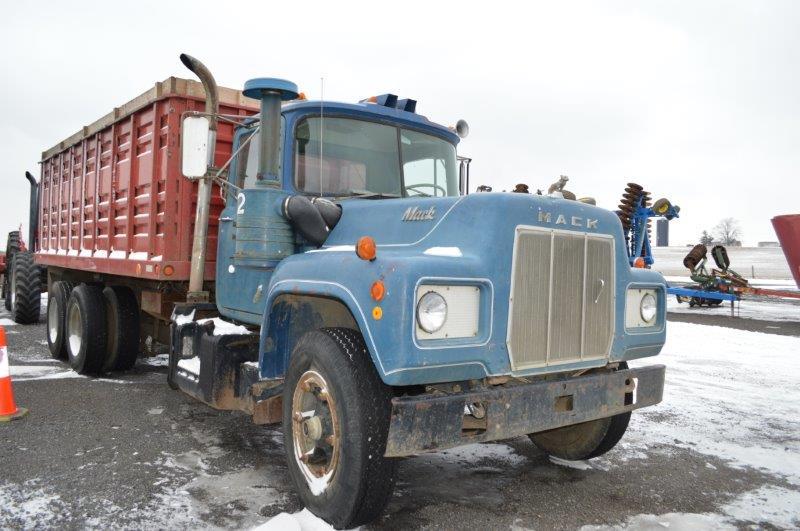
102;286;140;372
49;282;140;374
66;284;108;374
47;281;76;360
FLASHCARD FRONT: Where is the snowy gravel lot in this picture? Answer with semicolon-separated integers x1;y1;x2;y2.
1;300;799;530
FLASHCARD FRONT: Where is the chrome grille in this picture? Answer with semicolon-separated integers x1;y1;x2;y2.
507;226;615;370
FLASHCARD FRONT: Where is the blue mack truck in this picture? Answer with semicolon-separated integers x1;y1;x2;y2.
172;55;666;528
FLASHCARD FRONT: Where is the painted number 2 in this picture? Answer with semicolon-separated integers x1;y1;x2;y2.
236;193;246;215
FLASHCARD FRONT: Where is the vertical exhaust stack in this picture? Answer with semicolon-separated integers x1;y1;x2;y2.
24;171;38;250
180;53;219;301
242;78;298;186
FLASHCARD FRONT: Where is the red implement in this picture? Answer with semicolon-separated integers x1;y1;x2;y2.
772;214;800;289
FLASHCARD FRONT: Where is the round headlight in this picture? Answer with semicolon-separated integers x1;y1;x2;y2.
416;291;448;333
640;293;657;323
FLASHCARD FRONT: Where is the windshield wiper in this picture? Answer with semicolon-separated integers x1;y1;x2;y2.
342;190;401;200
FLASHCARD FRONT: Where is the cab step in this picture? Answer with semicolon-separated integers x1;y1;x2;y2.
168;304;282;421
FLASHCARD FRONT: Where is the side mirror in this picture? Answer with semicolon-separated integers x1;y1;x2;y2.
181;116;210;177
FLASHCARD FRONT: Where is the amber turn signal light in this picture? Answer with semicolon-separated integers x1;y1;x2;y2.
633;257;646;268
163;265;175;277
370;280;385;301
356;236;377;261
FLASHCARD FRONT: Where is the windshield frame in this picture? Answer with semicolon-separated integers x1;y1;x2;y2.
290;112;459;199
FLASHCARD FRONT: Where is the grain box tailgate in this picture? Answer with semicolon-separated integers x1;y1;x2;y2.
36;77;258;281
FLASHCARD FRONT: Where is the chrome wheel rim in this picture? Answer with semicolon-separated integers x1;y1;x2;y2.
291;370;340;495
47;301;59;343
67;303;82;356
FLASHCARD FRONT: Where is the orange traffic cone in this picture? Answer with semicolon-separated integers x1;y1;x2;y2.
0;326;28;422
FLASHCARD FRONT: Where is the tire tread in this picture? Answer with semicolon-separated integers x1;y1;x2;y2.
11;251;41;324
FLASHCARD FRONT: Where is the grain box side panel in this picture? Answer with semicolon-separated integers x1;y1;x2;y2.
35;90;257;281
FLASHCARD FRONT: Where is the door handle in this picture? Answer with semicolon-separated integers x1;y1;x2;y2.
220;217;233;222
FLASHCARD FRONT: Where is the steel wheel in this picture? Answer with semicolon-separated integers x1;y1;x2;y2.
291;369;340;495
67;302;83;357
47;301;59;343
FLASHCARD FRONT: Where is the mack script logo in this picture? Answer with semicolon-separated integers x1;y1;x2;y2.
538;209;599;229
402;206;436;221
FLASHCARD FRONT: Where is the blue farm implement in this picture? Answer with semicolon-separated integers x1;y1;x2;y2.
616;184;800;312
616;183;680;268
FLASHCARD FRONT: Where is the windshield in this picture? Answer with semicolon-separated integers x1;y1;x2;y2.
295;117;458;197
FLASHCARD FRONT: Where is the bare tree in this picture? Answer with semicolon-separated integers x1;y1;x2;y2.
714;218;741;245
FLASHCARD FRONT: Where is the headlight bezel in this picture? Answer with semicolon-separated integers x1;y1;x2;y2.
625;286;662;331
416;290;448;334
640;292;657;323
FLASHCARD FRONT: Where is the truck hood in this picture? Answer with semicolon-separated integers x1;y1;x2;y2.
324;192;625;252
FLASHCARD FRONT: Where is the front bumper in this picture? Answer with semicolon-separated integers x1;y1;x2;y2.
384;364;665;457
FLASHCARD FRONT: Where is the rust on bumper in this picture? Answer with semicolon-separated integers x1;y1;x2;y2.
385;364;665;457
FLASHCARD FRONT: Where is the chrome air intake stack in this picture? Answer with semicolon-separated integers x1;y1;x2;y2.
233;79;299;266
243;78;298;187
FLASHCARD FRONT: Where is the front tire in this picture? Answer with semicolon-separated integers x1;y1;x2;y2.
11;251;41;324
282;328;395;529
66;284;108;375
46;281;76;360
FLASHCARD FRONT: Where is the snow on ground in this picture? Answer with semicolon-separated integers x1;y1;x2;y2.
593;322;800;529
629;322;800;485
195;317;252;336
251;509;340;531
0;482;65;527
581;484;800;530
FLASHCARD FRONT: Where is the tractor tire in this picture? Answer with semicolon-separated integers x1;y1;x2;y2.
282;328;396;529
46;281;76;360
65;284;108;375
11;252;41;324
3;231;22;311
102;286;140;372
529;363;632;461
2;276;9;311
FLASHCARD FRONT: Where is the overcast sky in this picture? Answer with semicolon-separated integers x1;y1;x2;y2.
1;1;797;247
